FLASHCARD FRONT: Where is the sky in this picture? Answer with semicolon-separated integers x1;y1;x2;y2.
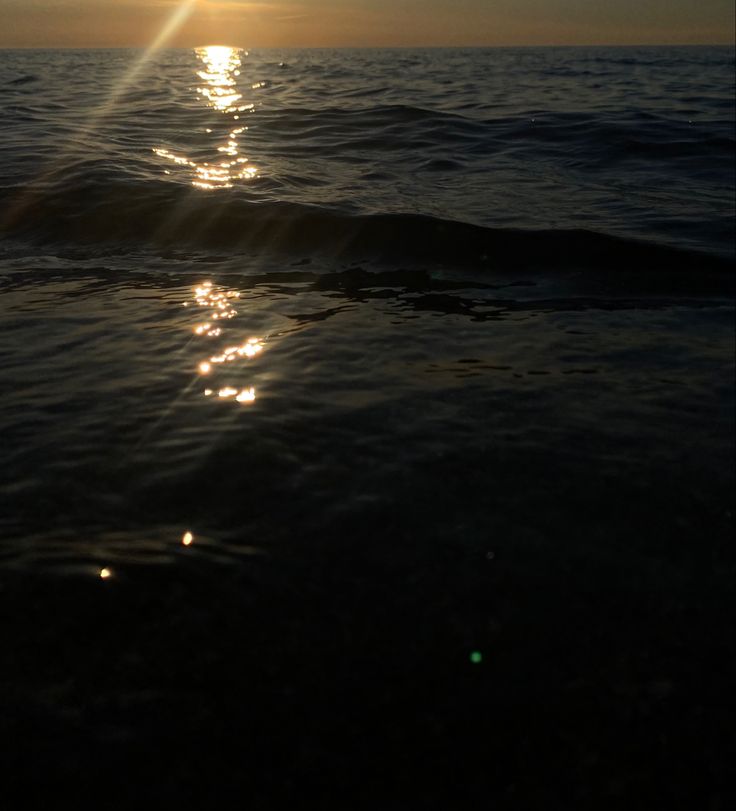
1;0;734;48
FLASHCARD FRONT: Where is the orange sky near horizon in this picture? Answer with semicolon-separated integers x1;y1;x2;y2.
1;0;734;49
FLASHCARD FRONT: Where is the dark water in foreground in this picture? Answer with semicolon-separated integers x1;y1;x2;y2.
0;47;734;807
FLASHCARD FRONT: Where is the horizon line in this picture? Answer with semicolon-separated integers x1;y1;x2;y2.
1;42;734;50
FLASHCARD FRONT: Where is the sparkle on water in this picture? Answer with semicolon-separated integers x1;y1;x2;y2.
153;46;258;189
97;276;263;575
189;282;263;404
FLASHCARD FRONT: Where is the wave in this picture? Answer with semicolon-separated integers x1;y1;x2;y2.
1;46;732;283
1;178;732;289
5;74;39;86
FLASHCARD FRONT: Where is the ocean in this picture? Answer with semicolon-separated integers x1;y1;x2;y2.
1;46;734;807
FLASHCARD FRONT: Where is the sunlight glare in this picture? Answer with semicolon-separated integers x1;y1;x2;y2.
154;44;258;189
236;387;257;404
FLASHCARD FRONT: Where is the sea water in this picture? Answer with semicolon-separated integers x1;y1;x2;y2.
0;46;733;806
0;44;733;565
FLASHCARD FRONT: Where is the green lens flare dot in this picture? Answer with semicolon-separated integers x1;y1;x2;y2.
470;651;483;664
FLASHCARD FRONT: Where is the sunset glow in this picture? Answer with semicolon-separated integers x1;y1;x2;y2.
2;1;733;47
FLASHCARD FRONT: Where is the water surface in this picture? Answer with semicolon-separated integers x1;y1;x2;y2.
0;45;733;808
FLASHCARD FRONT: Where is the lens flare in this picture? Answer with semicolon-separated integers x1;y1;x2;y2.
1;0;198;230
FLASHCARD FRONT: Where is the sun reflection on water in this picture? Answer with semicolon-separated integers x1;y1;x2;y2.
154;46;258;189
236;387;257;403
188;281;263;405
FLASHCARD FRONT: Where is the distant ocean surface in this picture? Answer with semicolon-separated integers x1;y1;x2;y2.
1;45;735;806
0;46;734;261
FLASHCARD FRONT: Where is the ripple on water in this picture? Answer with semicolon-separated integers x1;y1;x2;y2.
0;265;733;572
